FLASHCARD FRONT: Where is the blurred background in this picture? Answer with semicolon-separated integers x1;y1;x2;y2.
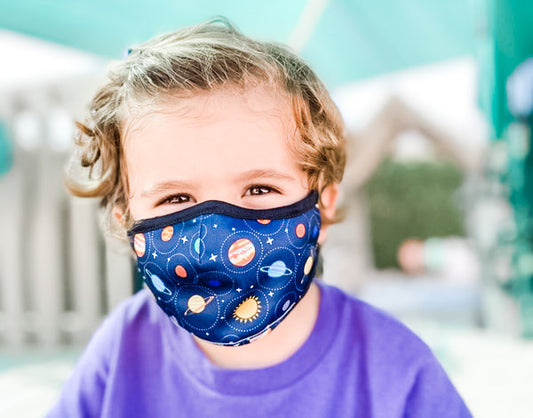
1;0;533;416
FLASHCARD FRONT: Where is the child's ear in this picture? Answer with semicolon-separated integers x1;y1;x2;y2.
317;183;339;244
113;206;125;227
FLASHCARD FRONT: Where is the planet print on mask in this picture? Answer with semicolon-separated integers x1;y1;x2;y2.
197;271;234;296
189;224;207;260
145;269;171;296
275;292;297;318
286;216;313;248
151;223;183;253
174;264;188;278
295;246;317;291
259;260;293;278
303;255;314;276
258;248;296;290
161;226;174;242
295;223;306;239
134;233;146;257
177;286;219;330
194;238;202;254
245;217;284;236
233;296;261;323
184;294;215;315
311;223;320;240
166;253;197;283
228;238;256;267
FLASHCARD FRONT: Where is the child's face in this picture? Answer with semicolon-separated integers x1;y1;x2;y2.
123;85;310;222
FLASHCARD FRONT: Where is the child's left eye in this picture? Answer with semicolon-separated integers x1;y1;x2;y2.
246;185;278;196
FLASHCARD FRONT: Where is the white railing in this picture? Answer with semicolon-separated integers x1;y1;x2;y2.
0;78;134;348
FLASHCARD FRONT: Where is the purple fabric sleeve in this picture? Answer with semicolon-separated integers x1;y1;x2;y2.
403;361;472;418
46;310;115;417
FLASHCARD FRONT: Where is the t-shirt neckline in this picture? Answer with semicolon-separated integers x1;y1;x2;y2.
161;281;340;396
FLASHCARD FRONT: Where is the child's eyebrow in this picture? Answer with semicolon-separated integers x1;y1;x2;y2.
235;169;295;182
141;180;195;197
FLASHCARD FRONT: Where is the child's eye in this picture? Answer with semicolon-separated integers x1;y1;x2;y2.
159;194;192;205
245;185;279;196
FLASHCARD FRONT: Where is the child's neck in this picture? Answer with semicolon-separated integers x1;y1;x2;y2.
193;282;321;369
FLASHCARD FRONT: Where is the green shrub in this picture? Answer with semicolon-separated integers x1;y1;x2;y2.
365;159;465;269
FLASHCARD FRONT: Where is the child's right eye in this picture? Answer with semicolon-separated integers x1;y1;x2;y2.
159;194;192;205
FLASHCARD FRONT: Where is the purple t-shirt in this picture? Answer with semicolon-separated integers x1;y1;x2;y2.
47;282;471;417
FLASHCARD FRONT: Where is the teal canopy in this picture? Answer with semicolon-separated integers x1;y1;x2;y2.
478;0;533;137
0;0;475;87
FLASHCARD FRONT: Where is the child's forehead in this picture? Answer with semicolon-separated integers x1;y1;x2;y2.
122;84;297;142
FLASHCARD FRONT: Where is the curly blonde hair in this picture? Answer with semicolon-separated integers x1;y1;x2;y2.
67;18;346;236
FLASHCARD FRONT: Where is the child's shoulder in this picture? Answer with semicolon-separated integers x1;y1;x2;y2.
317;283;470;417
318;281;435;364
91;289;167;349
107;288;166;330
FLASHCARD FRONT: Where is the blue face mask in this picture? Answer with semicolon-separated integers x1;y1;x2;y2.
127;192;321;346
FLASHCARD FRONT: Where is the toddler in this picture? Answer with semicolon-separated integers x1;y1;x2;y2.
48;19;471;417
